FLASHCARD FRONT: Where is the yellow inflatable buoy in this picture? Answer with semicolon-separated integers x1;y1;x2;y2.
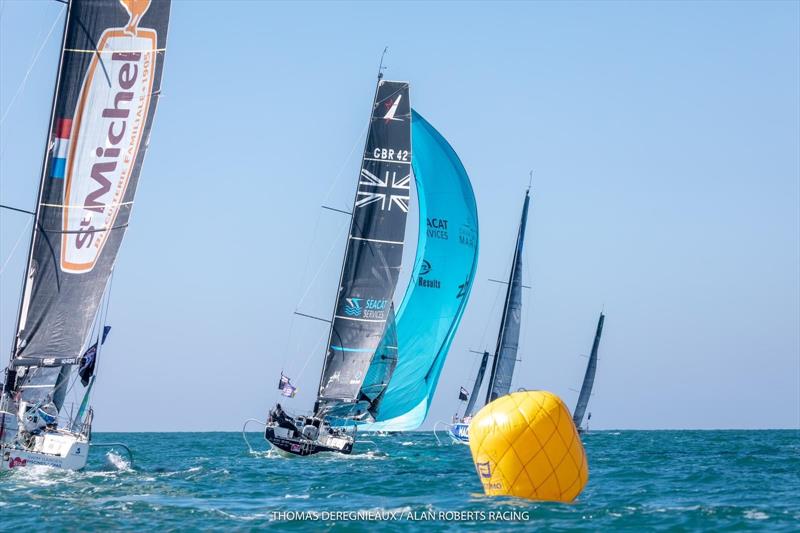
468;390;588;502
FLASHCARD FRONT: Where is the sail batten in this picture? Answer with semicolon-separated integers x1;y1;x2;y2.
316;80;411;418
572;313;605;429
486;191;530;404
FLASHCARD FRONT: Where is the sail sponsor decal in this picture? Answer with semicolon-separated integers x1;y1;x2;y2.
382;95;403;122
427;217;448;240
417;259;441;289
459;224;477;249
457;277;470;299
341;297;389;319
60;0;158;273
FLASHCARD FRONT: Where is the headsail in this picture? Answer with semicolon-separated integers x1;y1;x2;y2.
316;80;411;419
485;190;531;404
360;109;479;431
3;0;171;407
572;313;605;429
464;351;490;417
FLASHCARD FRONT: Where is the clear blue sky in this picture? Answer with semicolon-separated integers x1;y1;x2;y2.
1;1;798;431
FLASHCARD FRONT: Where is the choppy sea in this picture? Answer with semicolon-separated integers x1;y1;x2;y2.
1;430;798;531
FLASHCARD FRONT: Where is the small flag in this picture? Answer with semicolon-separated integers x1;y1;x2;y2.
588;412;592;421
102;325;111;344
278;373;296;397
78;342;98;387
458;386;469;401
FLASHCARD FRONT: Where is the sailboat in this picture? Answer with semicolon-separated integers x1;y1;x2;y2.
264;75;412;456
572;312;605;433
449;188;531;444
0;0;170;471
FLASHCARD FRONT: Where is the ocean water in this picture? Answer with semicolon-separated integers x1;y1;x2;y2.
1;430;798;531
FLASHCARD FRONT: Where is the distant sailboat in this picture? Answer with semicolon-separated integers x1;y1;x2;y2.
0;0;170;471
263;76;412;456
572;313;605;433
449;188;531;444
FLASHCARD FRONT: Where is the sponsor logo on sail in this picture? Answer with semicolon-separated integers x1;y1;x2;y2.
382;95;403;122
355;168;410;212
343;298;362;317
427;217;448;240
59;0;158;273
342;297;388;319
457;277;470;299
418;260;441;289
419;259;432;276
459;225;477;248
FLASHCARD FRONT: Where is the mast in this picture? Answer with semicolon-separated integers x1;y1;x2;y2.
464;351;489;417
572;312;605;429
485;188;531;404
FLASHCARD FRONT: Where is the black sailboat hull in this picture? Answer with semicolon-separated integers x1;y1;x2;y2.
264;426;353;457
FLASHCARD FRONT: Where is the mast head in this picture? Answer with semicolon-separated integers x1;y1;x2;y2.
377;46;389;80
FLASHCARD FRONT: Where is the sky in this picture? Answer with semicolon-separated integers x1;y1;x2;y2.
0;1;798;432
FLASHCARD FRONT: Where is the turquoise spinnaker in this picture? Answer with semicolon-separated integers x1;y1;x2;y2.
361;109;479;431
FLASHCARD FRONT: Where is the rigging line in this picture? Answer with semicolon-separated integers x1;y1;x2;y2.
294;329;329;386
0;4;65;126
277;215;349;371
278;119;370;368
0;216;32;276
293;218;350;313
94;269;114;375
321;120;371;206
0;204;35;216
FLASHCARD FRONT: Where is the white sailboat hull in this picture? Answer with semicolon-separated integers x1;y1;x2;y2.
1;431;90;471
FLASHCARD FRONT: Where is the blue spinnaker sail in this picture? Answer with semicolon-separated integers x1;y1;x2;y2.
361;109;479;431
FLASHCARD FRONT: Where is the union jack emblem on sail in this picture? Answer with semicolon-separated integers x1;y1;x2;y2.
355;168;410;212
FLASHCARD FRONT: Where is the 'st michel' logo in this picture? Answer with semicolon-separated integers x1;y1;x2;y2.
58;0;157;274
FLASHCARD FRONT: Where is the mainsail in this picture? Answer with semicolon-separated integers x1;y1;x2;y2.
2;0;170;410
360;109;479;431
485;190;531;404
464;351;489;418
316;80;411;420
572;312;605;429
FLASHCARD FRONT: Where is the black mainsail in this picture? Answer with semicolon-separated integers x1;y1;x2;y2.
485;190;531;404
315;80;411;420
2;0;170;412
572;312;605;429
